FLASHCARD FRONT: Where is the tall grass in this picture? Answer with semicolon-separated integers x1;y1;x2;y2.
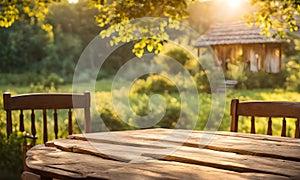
2;82;300;138
1;81;300;179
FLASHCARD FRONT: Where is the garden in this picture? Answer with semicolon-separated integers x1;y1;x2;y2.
1;0;300;179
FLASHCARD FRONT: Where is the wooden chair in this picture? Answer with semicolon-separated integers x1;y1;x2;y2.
3;91;91;143
3;91;91;178
230;99;300;138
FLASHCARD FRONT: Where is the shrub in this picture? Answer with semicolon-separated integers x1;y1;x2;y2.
95;92;134;131
244;71;286;89
0;131;23;180
29;73;64;92
0;73;42;86
94;89;196;130
225;64;286;89
131;74;178;94
284;56;300;91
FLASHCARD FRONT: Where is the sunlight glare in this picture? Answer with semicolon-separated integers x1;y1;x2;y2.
68;0;79;3
227;0;242;8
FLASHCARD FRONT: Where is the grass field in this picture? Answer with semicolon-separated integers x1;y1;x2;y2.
1;79;300;179
1;80;300;138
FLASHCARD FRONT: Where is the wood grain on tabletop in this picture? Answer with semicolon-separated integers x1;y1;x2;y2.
26;128;300;179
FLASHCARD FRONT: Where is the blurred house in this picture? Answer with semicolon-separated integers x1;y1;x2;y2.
195;21;286;73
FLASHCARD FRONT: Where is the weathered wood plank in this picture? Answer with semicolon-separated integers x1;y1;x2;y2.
46;139;158;162
27;145;290;180
143;146;300;178
26;144;124;179
68;129;300;161
200;130;300;145
69;128;300;145
45;138;300;178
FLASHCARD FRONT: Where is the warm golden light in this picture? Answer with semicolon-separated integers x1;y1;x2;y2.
227;0;242;8
68;0;78;3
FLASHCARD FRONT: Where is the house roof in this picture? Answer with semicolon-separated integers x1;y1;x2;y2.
194;21;286;47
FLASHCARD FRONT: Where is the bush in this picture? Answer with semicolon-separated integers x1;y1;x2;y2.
284;56;300;91
244;71;286;89
131;74;178;94
225;64;286;89
0;131;23;180
29;72;64;93
94;89;195;130
95;92;134;131
0;73;42;86
131;47;212;94
193;71;211;93
0;72;64;91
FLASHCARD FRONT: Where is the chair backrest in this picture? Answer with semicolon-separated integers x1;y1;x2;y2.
3;92;91;143
230;98;300;138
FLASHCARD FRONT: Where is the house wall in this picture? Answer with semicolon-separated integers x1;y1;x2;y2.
265;44;282;73
208;43;282;73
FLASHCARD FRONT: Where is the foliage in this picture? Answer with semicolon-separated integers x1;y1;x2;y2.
246;0;300;38
0;72;64;92
92;84;300;136
100;42;136;77
2;84;300;179
131;74;178;94
0;130;23;180
0;1;99;84
95;89;194;130
46;0;99;48
0;0;61;28
284;55;300;91
91;0;192;57
0;73;41;86
152;47;211;93
0;22;50;73
1;0;300;57
226;64;286;89
31;72;64;90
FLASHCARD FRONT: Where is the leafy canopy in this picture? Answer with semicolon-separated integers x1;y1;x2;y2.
90;0;192;57
246;0;300;38
1;0;299;56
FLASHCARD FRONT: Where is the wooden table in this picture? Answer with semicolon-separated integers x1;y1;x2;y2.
26;128;300;179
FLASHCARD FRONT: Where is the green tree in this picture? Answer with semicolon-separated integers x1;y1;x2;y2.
245;0;300;38
0;21;50;73
1;0;299;56
0;0;100;84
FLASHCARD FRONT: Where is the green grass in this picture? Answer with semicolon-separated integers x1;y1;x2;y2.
60;78;114;92
1;80;300;179
1;81;300;138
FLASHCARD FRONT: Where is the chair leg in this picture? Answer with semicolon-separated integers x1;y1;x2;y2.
22;144;28;171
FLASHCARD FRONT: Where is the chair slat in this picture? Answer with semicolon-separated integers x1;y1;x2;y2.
54;109;58;139
281;117;286;137
3;92;13;138
20;110;24;132
230;99;300;138
6;110;12;138
295;118;300;138
68;109;72;135
267;117;272;135
250;116;255;134
84;91;91;133
3;91;91;173
230;99;239;132
31;110;36;142
43;109;48;143
3;92;90;142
